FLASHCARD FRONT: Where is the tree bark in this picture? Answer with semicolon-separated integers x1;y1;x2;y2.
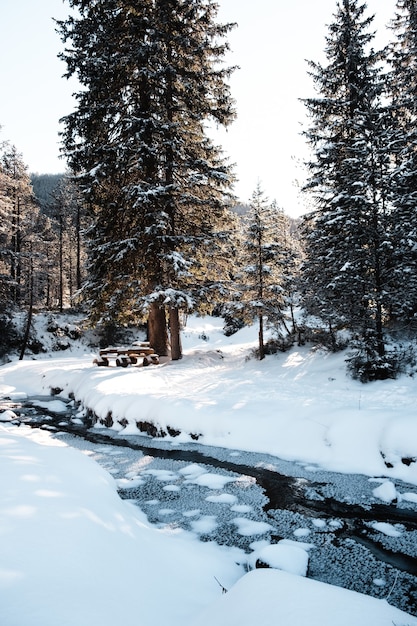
148;302;169;357
169;307;182;361
19;255;34;361
258;313;265;360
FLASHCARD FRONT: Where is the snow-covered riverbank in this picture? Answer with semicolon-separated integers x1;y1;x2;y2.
1;315;417;624
2;316;417;486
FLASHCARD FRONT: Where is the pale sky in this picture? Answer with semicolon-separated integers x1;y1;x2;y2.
0;0;397;217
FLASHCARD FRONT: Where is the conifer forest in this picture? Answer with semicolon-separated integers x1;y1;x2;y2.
2;0;417;381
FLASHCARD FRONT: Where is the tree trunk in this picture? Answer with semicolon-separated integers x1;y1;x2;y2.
169;307;182;361
59;214;64;312
148;302;169;356
258;313;265;360
375;301;385;357
289;303;297;334
19;255;34;361
76;205;82;291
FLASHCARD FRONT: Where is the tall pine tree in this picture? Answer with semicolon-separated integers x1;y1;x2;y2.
387;0;417;324
301;0;394;371
57;0;236;359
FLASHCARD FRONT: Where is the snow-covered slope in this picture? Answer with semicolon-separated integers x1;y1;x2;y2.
2;315;417;486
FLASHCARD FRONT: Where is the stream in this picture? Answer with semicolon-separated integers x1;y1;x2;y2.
2;394;417;616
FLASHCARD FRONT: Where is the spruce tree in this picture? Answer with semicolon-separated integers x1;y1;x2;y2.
0;136;14;310
387;0;417;324
0;144;40;306
301;0;394;369
0;135;57;351
57;0;236;359
237;184;287;360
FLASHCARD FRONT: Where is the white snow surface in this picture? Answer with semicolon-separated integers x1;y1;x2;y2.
1;315;417;625
255;541;310;576
190;568;415;626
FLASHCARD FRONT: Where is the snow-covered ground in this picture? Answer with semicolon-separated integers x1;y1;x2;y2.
1;315;417;625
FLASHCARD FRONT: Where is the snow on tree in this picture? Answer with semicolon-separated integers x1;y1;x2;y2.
47;175;86;310
387;0;417;324
235;184;287;360
0;135;15;311
300;0;396;373
57;0;236;359
0;143;43;307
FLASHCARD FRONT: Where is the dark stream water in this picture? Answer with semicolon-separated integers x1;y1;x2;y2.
2;395;417;616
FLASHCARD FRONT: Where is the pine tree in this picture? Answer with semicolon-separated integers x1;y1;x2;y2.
0;136;14;310
0;144;40;306
57;0;236;359
301;0;394;368
48;176;86;309
387;0;417;325
236;184;287;360
280;216;304;336
0;136;60;356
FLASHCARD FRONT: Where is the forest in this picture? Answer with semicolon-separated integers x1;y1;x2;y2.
1;0;417;382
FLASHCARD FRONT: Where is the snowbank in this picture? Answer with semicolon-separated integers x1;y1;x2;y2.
0;425;242;626
2;315;417;625
190;568;417;626
1;316;417;485
1;425;416;626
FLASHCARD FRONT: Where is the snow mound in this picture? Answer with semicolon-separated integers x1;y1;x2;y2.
255;541;310;576
190;568;417;626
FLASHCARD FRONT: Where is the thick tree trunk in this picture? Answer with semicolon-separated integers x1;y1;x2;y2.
169;307;182;361
148;302;169;357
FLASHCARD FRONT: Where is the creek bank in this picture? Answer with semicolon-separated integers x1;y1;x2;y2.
2;394;417;615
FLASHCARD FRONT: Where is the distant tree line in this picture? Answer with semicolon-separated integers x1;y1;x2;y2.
0;136;87;357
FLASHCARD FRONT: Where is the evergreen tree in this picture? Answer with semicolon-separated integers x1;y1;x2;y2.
31;173;64;216
0;135;60;358
0;136;14;310
387;0;417;324
280;216;304;336
57;0;236;359
0;144;40;306
48;176;86;309
301;0;394;367
236;184;287;360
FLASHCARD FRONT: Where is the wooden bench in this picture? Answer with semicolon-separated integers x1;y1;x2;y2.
93;342;159;367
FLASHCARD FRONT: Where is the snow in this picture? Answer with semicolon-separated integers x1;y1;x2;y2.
231;517;275;536
1;315;417;625
0;409;18;422
31;398;69;413
190;568;415;626
0;426;242;626
254;541;310;576
3;316;417;483
372;480;398;503
370;522;403;538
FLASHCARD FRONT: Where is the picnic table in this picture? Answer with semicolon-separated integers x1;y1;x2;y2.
93;341;159;367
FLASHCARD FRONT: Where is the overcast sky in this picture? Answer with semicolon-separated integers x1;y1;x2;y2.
0;0;397;217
